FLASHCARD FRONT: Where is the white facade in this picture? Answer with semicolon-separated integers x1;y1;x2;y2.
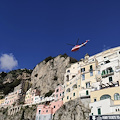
33;96;41;104
90;98;120;116
90;98;114;115
110;105;120;113
79;88;91;97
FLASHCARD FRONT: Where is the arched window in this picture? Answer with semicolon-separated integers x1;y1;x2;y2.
114;93;120;100
72;84;77;89
100;94;111;100
66;75;69;81
66;88;70;93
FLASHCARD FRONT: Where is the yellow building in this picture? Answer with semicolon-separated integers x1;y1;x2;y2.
90;81;120;105
63;62;81;103
0;98;5;106
79;54;99;98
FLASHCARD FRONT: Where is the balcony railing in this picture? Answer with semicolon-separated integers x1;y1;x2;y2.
101;71;114;78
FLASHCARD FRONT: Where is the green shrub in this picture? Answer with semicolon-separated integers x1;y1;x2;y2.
60;53;68;58
44;56;53;63
45;90;54;97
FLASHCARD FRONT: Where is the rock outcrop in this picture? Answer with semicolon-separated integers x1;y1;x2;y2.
0;105;37;120
31;54;77;96
0;69;32;96
53;98;90;120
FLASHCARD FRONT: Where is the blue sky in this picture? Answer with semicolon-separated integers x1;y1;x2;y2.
0;0;120;71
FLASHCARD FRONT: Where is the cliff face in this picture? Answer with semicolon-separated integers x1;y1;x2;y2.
0;69;32;97
53;98;90;120
31;54;77;96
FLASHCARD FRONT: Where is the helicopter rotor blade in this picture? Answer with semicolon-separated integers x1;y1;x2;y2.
76;38;79;45
66;43;75;46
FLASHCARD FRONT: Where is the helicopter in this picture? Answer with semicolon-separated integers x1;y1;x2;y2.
67;39;90;52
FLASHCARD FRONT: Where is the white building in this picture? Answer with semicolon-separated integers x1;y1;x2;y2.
90;98;120;115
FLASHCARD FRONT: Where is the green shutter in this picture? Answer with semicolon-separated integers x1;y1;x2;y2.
98;108;101;115
86;90;89;95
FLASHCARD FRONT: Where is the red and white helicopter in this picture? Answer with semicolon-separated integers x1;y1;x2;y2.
67;39;90;52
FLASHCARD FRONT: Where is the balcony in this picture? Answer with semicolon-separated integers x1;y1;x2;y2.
101;68;114;78
92;81;119;91
101;71;114;78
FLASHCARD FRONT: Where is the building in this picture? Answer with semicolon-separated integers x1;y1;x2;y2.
63;62;81;103
79;54;98;99
50;99;63;114
0;98;4;106
52;85;64;101
4;89;22;106
25;88;40;105
90;81;120;115
36;105;52;120
36;100;63;120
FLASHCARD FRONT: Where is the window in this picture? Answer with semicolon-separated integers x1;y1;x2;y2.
86;82;90;88
72;84;77;89
56;94;58;97
98;70;100;75
107;67;113;74
104;60;110;64
100;94;111;100
39;110;41;114
67;96;69;100
54;105;56;108
72;75;75;78
66;75;69;81
109;77;113;82
98;108;101;115
86;90;89;95
82;74;85;80
81;68;85;72
102;70;106;75
46;110;48;112
73;93;75;96
60;93;61;96
56;89;59;92
94;99;96;102
90;71;93;76
114;93;120;100
67;70;70;73
90;65;93;71
66;88;70;93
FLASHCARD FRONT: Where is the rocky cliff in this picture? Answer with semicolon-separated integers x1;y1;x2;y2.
0;69;32;97
0;105;37;120
31;54;77;96
53;98;90;120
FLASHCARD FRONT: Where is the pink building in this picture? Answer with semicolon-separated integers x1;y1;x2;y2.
36;105;52;120
50;99;63;114
36;85;64;120
53;85;64;101
4;89;21;106
36;100;63;120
